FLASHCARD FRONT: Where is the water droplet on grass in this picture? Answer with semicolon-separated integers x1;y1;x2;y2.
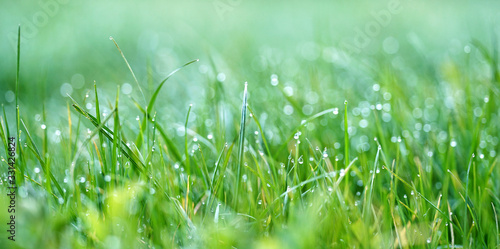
270;74;279;86
332;108;339;115
450;140;457;147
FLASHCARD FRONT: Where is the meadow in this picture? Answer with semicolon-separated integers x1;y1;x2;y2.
0;1;500;248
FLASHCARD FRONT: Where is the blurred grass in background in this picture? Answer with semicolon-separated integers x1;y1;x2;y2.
1;0;500;248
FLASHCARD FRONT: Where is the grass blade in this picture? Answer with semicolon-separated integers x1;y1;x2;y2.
147;59;199;116
184;104;192;174
234;82;248;210
109;36;145;104
69;96;145;173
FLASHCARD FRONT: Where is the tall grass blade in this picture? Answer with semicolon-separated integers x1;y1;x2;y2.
94;83;108;175
109;36;146;104
69;97;145;172
344;100;349;167
21;119;64;199
147;59;199;116
234;82;248;209
184;104;192;174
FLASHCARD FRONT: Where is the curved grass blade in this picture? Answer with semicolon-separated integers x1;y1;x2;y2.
21;119;64;199
69;97;145;173
110;36;146;104
147;59;199;116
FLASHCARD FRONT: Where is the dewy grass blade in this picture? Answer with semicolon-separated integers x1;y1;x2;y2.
493;202;499;247
2;105;10;149
69;108;117;189
247;105;277;186
147;59;199;116
343;100;349;193
15;25;24;182
21;119;64;199
130;97;184;164
0;110;8;152
15;26;20;113
275;107;340;157
94;83;108;175
234;82;248;210
463;153;475;245
111;86;121;186
363;145;380;222
344;100;349;167
185;104;192;174
69;96;145;173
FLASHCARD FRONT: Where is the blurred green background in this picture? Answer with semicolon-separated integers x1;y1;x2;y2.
2;0;500;144
1;1;500;248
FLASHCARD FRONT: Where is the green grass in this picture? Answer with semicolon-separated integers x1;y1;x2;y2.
1;4;500;248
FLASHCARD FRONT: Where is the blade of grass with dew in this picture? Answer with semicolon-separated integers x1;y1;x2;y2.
262;157;359;217
131;97;184;165
15;25;24;184
363;145;380;222
463;153;474;246
383;164;464;236
185;104;192;174
234;82;248;210
69;97;146;173
210;141;235;214
2;105;10;151
492;202;500;247
343;100;350;195
94;83;108;176
68;108;117;194
111;86;121;187
247;105;277;186
195;144;210;190
275;107;340;157
66;102;72;161
0;115;7;153
344;100;349;168
204;143;229;219
20;119;64;199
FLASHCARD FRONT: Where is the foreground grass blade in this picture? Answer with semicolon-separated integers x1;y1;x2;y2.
234;82;248;210
15;25;24;183
184;104;192;174
247;105;277;186
21;119;64;199
69;97;145;172
94;83;108;175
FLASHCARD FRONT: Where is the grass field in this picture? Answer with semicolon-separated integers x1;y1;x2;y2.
1;1;500;248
